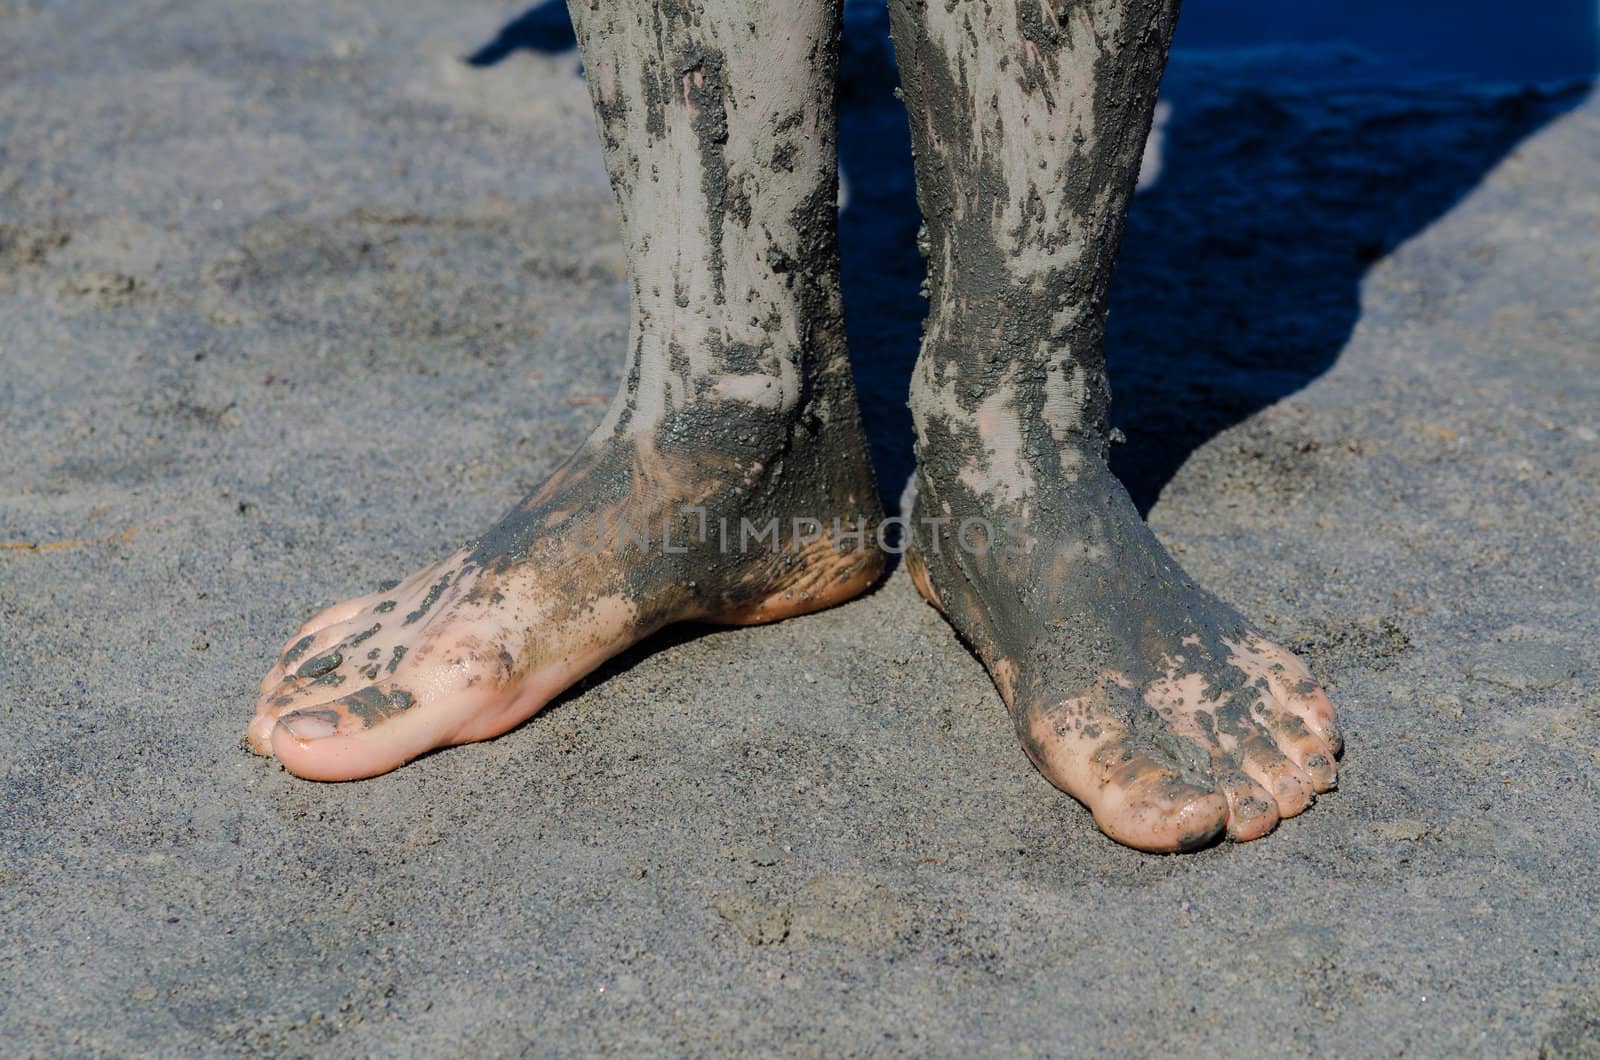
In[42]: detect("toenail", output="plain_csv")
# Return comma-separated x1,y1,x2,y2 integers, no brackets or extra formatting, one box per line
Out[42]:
279,713,337,741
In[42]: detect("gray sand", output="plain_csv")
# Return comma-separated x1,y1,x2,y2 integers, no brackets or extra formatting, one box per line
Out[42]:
3,1,1598,1055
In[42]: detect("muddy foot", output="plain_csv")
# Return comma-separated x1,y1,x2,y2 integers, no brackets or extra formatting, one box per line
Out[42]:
908,449,1342,852
250,416,882,780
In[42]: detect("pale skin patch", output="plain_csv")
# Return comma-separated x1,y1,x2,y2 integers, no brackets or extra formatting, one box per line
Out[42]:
908,358,976,440
957,384,1036,512
1040,360,1091,442
710,368,799,412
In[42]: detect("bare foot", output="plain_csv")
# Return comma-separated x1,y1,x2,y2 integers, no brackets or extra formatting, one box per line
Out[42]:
249,414,883,780
907,449,1342,852
249,0,888,780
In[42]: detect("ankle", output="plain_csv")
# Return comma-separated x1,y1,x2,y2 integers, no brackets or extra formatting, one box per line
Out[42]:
909,349,1113,485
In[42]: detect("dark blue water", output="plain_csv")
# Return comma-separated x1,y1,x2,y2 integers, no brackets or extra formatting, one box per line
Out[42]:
837,0,1600,83
1172,0,1597,82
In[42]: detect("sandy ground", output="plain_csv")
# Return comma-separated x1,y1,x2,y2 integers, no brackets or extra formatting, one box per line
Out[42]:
3,1,1599,1055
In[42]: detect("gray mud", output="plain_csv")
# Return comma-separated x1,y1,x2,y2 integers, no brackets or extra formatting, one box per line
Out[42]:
2,1,1598,1055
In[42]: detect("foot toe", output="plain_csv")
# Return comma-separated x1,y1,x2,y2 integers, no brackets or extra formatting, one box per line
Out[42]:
1213,768,1280,842
1261,708,1339,793
1275,678,1341,756
257,661,288,699
245,708,280,755
1299,749,1338,793
1026,693,1229,852
263,606,397,689
271,682,449,781
294,598,368,640
1295,685,1343,756
1242,638,1342,754
1091,758,1229,852
268,624,350,687
1236,736,1316,818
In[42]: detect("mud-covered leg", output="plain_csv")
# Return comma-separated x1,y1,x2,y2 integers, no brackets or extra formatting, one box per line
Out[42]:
248,0,884,781
888,0,1341,851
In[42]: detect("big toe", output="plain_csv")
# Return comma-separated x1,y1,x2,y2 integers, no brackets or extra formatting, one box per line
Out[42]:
1091,758,1229,852
269,684,459,781
1025,699,1228,852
